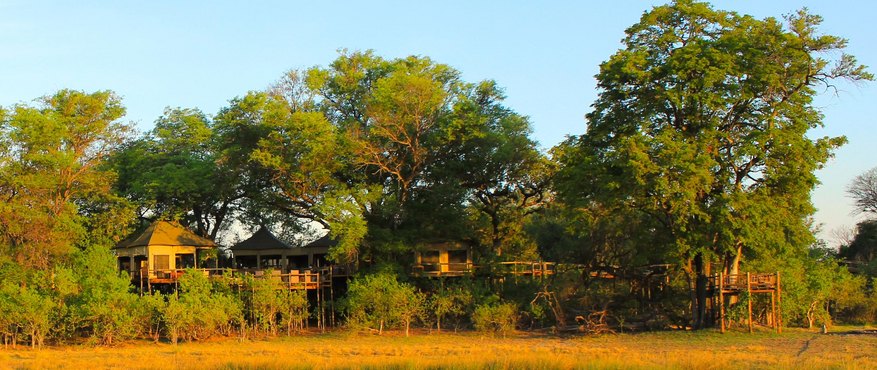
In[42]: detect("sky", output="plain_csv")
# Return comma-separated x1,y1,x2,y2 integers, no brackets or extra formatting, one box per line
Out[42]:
1,0,874,246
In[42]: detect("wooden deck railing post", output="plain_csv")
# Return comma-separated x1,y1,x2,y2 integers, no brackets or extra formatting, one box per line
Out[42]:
771,287,776,330
776,271,782,333
719,273,725,333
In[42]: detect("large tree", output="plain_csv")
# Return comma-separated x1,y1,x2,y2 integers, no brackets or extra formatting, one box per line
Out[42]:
0,90,133,271
111,108,246,240
556,0,871,328
304,51,551,262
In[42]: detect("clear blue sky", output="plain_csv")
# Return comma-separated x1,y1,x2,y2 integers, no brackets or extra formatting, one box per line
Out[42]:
1,0,874,246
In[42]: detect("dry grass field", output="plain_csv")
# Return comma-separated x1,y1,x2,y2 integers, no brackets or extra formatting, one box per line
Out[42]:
1,327,875,370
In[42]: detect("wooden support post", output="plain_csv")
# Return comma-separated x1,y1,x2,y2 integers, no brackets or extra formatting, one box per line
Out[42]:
747,272,752,333
776,271,782,333
770,290,776,329
719,273,725,333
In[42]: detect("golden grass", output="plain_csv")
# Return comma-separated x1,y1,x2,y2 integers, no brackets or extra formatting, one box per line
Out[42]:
1,327,875,370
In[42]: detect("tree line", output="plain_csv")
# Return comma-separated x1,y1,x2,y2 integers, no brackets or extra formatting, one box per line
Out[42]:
1,0,875,347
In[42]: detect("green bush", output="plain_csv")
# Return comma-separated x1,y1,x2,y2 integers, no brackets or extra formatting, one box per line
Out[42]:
472,302,517,336
344,273,424,336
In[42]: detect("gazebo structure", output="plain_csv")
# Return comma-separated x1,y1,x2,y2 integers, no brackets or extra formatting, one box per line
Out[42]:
230,226,295,271
113,221,219,284
298,234,336,269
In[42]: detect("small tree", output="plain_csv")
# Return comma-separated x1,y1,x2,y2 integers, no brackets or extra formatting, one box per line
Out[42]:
344,274,424,335
472,301,517,337
430,285,473,331
245,271,283,334
277,289,309,335
160,295,190,345
71,245,141,345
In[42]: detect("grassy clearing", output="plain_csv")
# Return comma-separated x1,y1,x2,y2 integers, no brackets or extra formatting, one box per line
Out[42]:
1,327,875,369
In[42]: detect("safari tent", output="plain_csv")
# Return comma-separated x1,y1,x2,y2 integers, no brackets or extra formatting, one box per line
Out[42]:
230,226,294,271
412,241,473,277
114,221,218,283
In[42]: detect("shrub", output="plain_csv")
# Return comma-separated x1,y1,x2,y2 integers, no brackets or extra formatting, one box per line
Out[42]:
344,273,424,336
472,302,517,336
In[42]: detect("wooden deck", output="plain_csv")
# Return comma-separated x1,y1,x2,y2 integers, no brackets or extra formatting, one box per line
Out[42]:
693,272,782,334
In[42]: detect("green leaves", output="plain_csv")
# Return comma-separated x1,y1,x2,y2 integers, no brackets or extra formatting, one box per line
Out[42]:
0,90,133,270
558,0,871,274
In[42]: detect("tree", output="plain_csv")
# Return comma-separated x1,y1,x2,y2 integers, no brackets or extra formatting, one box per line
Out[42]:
446,81,553,257
343,273,423,336
70,245,141,345
556,0,872,328
305,51,552,262
839,220,877,278
111,107,245,240
847,167,877,218
0,90,133,271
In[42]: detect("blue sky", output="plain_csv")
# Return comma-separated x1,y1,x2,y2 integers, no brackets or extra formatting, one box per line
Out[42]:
1,0,874,246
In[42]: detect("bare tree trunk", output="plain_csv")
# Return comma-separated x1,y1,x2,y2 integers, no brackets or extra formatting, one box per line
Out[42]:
726,245,743,304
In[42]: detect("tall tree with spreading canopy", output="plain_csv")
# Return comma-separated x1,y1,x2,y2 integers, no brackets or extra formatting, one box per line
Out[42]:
112,107,252,240
556,0,871,328
0,90,133,271
304,50,551,262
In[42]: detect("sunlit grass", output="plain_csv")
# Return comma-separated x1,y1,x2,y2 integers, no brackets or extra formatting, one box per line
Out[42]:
1,327,875,369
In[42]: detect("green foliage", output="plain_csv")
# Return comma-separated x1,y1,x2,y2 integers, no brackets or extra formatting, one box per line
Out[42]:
472,301,517,336
839,220,877,279
160,269,244,344
425,283,473,331
304,50,550,263
277,289,309,335
554,0,871,328
69,245,140,345
111,107,242,239
0,89,133,270
344,273,424,336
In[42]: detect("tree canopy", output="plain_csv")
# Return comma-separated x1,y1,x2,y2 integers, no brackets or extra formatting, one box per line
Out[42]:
555,0,871,327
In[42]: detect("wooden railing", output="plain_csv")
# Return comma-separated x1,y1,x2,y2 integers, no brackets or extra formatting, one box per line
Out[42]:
699,273,779,293
410,261,558,277
130,266,350,290
411,262,474,276
498,261,556,276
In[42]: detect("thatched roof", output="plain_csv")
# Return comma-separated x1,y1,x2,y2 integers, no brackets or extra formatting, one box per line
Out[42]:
114,221,217,249
230,227,293,251
303,234,338,249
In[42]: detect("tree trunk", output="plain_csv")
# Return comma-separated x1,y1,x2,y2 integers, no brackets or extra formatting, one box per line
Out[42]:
694,253,707,330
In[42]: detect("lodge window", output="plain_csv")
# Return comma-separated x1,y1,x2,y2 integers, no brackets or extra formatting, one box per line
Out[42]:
448,250,468,271
154,255,169,270
422,250,440,272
